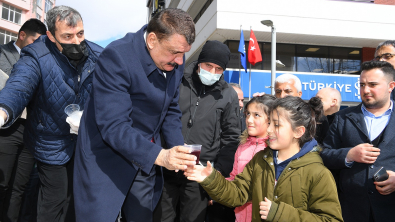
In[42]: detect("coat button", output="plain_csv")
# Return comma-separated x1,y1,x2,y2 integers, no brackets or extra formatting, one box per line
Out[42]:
274,196,278,199
288,168,292,171
264,155,267,158
368,190,374,195
270,162,273,165
370,165,374,169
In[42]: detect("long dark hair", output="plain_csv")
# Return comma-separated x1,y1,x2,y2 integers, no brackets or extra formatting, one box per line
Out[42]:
271,96,323,147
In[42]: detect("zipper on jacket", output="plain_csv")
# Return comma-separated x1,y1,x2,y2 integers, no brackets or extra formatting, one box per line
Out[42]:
184,88,202,143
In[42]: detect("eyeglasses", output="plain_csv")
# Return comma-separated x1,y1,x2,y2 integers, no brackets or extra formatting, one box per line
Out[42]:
373,53,395,61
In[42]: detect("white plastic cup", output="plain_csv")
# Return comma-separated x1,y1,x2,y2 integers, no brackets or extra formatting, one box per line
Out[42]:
184,144,202,165
64,104,80,117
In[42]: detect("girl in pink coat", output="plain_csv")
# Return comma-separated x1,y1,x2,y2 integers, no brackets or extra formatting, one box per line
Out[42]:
226,94,276,222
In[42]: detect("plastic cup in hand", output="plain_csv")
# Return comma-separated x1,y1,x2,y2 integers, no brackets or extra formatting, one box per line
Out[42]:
64,104,81,123
184,144,202,165
65,104,80,116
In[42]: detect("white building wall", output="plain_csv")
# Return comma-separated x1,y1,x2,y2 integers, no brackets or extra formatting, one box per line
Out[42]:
169,0,395,64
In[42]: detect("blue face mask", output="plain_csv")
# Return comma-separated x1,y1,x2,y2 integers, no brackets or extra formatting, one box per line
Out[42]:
198,65,222,86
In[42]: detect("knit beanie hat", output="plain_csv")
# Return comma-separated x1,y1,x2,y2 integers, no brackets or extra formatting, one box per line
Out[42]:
197,40,231,70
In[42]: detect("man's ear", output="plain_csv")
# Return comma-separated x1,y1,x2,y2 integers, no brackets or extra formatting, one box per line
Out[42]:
389,81,395,93
298,91,302,98
294,126,305,139
46,30,55,43
331,98,338,107
146,32,157,50
19,31,26,41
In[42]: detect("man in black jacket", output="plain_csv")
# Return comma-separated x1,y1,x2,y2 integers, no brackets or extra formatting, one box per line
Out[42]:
156,40,240,222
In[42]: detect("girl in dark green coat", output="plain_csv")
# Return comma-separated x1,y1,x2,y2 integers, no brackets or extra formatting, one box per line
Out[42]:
185,96,343,222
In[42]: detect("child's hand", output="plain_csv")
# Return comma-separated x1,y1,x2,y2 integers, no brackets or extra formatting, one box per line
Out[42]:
184,161,213,182
259,197,272,220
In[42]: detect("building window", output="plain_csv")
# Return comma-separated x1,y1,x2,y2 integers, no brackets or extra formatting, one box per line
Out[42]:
36,13,41,20
0,28,18,45
226,40,361,75
2,3,22,25
45,0,53,13
37,0,42,7
193,0,214,24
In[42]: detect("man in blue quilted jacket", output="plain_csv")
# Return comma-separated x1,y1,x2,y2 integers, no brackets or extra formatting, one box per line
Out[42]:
0,6,102,222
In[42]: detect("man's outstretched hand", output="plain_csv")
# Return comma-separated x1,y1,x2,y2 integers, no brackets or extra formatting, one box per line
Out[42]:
155,146,196,171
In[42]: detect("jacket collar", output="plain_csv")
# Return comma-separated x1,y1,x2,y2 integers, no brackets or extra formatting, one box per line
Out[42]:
381,101,395,145
5,41,20,62
346,103,370,139
272,139,318,166
262,144,323,168
246,136,268,146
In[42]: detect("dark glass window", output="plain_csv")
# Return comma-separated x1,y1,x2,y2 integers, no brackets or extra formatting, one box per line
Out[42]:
227,41,241,70
45,0,53,13
263,43,296,71
329,47,361,74
2,6,9,20
225,40,361,75
193,0,213,24
296,45,330,73
0,29,17,45
2,4,22,25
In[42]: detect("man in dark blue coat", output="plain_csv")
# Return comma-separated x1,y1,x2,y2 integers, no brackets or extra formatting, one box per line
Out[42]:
73,9,197,222
321,61,395,222
0,6,103,222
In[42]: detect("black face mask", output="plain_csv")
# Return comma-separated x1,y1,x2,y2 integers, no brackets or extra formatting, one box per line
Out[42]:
60,40,87,60
54,36,86,60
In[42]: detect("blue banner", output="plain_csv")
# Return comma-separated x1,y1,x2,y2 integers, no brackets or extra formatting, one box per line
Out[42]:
238,30,247,73
224,70,361,102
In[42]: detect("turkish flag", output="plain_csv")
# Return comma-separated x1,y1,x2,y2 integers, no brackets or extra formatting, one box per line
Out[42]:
248,30,262,66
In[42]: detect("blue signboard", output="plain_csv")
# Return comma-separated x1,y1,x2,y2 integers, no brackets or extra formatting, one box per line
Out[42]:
224,70,361,102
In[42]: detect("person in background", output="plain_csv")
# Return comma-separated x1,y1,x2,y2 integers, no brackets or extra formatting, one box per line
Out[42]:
156,40,240,222
374,40,395,100
316,87,341,124
226,95,275,222
0,6,103,222
185,96,343,222
274,73,302,98
0,19,46,222
230,83,246,132
321,61,395,222
314,87,342,145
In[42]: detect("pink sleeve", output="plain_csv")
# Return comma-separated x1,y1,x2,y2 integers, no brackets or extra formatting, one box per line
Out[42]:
226,145,241,181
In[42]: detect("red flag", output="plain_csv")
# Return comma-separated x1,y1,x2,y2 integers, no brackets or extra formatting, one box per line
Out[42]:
247,30,262,66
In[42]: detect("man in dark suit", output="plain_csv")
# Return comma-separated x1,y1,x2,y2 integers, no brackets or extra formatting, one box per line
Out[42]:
0,19,46,222
73,9,197,222
0,19,45,75
321,61,395,222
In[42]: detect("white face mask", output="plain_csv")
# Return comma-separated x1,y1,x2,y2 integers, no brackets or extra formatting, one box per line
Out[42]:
198,65,222,86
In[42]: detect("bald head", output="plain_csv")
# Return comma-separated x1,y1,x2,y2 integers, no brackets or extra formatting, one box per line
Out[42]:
316,88,342,116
